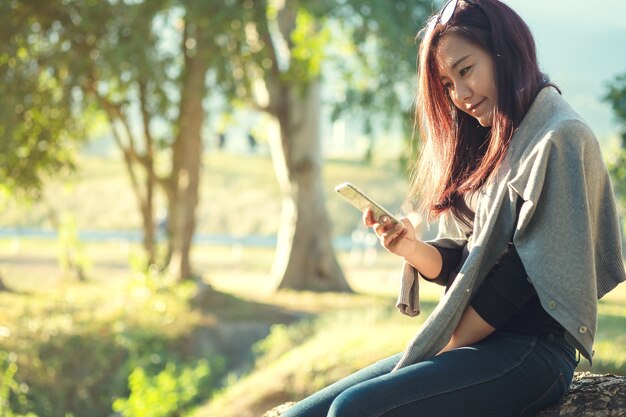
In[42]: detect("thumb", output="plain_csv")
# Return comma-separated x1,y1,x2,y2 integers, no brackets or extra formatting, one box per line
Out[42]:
400,217,414,229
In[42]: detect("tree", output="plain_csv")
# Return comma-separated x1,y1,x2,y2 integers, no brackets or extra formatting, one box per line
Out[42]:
0,0,91,290
537,373,626,416
67,0,213,281
223,0,430,291
4,0,240,281
249,1,351,291
0,1,85,196
4,0,431,290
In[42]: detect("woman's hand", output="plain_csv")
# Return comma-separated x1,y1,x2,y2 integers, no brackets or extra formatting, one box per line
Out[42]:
362,208,418,259
362,208,445,279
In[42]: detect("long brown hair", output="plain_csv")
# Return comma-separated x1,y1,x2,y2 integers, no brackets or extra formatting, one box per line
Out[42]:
408,0,554,224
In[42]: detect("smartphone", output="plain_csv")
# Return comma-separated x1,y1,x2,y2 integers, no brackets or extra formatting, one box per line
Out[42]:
335,182,401,225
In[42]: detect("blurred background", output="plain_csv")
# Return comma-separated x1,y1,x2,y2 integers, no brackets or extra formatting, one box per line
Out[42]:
1,1,625,416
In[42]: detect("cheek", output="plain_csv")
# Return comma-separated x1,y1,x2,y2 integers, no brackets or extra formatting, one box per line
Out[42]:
448,92,464,110
486,66,497,97
471,64,492,94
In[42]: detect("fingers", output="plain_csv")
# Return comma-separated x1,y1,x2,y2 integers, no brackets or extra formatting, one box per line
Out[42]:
375,216,405,239
381,222,408,246
362,208,375,227
400,217,413,228
373,216,390,235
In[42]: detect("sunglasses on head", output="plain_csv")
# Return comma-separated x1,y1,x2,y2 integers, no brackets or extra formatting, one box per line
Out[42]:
437,0,482,26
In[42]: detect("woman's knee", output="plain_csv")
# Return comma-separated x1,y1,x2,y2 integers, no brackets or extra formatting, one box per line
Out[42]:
327,386,372,417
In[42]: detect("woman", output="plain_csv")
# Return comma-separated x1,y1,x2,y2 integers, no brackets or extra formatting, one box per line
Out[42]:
280,1,626,416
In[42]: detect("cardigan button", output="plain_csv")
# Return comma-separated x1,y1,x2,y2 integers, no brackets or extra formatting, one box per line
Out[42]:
579,326,588,334
548,300,557,310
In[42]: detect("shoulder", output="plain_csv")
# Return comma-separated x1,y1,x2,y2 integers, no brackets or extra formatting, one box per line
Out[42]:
540,118,598,163
548,112,596,144
515,92,600,164
505,96,604,200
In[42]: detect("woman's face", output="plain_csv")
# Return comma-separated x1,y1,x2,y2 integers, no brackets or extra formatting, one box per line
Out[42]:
435,34,496,127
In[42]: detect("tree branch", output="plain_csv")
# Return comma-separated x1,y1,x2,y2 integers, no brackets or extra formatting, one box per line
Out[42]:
138,80,157,174
103,108,145,208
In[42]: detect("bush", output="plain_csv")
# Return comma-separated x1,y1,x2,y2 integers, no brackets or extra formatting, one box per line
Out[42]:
0,352,38,417
0,277,226,417
113,359,220,417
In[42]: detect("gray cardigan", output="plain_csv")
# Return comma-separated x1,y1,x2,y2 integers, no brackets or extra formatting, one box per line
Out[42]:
395,87,626,370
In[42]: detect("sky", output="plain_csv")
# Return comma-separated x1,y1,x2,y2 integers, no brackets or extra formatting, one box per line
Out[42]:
502,0,626,143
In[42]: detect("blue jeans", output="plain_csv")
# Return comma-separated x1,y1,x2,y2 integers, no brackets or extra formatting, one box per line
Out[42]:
281,332,577,417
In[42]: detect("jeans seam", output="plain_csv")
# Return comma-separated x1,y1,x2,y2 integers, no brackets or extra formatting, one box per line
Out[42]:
374,336,539,417
518,372,564,417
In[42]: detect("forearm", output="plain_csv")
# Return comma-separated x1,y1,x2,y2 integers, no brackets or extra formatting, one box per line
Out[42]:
438,306,495,354
402,241,444,280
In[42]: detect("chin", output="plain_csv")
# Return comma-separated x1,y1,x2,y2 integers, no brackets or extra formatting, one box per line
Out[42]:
477,112,494,127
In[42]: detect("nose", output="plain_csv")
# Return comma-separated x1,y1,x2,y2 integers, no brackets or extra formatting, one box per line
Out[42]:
454,81,472,103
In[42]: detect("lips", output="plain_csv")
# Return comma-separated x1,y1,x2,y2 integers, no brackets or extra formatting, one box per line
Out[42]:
468,98,486,112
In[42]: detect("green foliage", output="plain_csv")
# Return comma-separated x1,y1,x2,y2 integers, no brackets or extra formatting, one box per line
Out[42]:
0,1,83,195
604,73,626,136
26,330,130,417
56,212,92,281
216,0,430,158
607,148,626,209
604,72,626,221
0,352,38,417
0,273,226,417
285,9,331,83
112,360,217,417
252,319,318,367
22,327,221,417
324,0,430,137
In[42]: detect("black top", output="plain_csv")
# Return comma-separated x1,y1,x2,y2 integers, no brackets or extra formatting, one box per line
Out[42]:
426,243,565,338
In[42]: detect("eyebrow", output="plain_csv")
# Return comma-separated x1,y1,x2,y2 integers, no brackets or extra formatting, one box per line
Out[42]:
439,54,471,81
451,54,471,70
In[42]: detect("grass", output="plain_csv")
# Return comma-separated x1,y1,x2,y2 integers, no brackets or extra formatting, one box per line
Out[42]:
1,236,625,417
0,151,409,238
195,268,626,417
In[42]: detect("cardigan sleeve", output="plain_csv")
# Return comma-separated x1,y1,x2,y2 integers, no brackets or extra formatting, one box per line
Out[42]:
397,211,470,317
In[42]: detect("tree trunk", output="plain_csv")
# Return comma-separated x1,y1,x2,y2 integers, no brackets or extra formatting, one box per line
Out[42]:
537,372,626,417
263,373,626,417
138,81,157,266
0,272,8,292
139,190,156,266
98,94,158,268
269,79,351,292
168,16,208,282
115,134,157,268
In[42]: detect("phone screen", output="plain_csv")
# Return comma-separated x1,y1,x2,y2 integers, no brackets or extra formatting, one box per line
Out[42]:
335,182,400,224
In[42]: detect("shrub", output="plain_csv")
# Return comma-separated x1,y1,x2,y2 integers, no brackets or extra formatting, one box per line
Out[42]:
112,359,220,417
